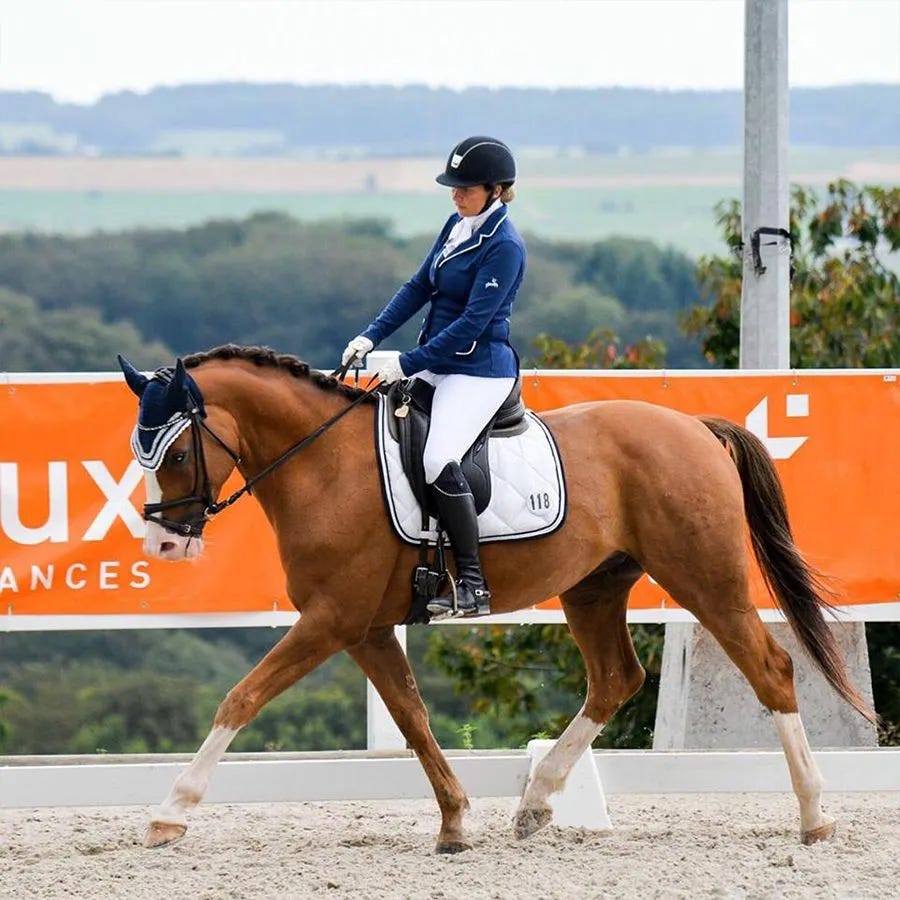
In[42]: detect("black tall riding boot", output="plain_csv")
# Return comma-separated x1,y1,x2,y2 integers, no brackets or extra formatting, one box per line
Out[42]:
426,461,492,619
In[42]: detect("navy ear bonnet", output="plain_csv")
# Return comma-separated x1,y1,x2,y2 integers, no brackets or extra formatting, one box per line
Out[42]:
118,356,206,471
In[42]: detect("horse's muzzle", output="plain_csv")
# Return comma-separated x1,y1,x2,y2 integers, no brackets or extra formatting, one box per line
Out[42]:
143,519,204,560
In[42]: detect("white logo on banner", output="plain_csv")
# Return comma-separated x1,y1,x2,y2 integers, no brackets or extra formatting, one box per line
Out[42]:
745,395,809,460
0,460,145,544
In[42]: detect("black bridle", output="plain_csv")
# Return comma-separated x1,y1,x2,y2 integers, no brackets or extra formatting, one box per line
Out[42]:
143,363,379,537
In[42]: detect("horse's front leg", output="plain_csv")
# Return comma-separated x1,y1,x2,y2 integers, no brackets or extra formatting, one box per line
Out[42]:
347,627,472,854
145,609,351,848
515,583,644,839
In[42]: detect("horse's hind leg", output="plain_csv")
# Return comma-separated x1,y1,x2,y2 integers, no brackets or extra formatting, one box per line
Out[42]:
145,610,352,848
772,706,835,844
707,609,834,843
653,559,835,844
346,627,472,854
514,562,645,839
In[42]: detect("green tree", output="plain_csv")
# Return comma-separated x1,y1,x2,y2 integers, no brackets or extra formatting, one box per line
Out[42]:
515,286,626,347
0,215,705,372
0,287,171,371
229,684,367,752
516,234,704,368
528,327,666,370
0,628,371,754
683,181,900,367
570,236,700,313
72,673,203,753
425,623,663,750
0,687,22,751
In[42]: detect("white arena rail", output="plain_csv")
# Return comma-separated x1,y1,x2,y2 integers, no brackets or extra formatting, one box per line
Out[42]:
2,748,900,809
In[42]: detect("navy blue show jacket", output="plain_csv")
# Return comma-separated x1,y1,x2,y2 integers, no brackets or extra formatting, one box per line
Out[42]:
361,205,526,377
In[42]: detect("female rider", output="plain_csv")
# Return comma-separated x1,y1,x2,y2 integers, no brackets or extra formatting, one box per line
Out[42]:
341,136,526,619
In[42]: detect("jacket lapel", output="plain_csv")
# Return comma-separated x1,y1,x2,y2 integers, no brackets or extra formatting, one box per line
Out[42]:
437,207,508,268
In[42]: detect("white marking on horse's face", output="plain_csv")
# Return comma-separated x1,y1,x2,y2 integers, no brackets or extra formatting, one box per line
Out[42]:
142,471,204,560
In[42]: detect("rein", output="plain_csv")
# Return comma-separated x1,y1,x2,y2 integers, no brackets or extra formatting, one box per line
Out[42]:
144,361,380,536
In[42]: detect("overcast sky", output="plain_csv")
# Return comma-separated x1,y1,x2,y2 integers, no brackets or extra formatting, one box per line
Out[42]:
2,0,898,104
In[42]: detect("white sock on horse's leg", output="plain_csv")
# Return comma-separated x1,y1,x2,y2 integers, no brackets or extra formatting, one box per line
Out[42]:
153,726,239,826
773,711,835,840
518,711,603,810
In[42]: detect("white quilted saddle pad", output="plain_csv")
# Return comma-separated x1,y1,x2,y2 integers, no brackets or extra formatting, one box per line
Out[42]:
374,395,567,546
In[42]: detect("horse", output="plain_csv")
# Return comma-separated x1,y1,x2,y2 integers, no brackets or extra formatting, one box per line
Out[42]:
118,344,875,852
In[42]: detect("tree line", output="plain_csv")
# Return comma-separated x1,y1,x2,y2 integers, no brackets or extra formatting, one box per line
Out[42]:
2,83,899,155
0,213,704,372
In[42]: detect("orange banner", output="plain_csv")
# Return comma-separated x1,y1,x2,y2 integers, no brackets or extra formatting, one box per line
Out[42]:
523,371,900,617
1,371,897,624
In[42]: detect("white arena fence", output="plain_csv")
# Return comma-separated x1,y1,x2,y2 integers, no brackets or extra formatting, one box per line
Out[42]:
3,748,900,810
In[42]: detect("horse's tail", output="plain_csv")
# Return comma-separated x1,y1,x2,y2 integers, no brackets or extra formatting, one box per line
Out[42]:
700,416,877,725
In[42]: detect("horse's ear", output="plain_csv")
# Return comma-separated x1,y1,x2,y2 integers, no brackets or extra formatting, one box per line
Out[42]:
117,354,149,397
174,357,187,392
173,357,202,413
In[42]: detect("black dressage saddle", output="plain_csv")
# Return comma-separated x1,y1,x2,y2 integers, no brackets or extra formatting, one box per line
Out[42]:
385,375,528,518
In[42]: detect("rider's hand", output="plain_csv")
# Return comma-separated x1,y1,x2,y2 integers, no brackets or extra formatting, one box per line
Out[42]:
376,357,406,385
341,335,374,367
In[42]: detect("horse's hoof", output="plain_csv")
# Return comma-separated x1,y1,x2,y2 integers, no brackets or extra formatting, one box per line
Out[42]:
435,839,473,854
513,805,552,839
144,821,187,848
801,817,836,845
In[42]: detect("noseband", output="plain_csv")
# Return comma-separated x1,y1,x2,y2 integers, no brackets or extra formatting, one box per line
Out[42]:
144,365,379,537
142,407,243,537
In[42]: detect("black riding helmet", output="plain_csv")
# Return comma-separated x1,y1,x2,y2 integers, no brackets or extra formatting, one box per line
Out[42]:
435,136,516,188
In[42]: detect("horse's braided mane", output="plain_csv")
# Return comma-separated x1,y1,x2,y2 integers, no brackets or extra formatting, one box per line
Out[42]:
181,344,377,404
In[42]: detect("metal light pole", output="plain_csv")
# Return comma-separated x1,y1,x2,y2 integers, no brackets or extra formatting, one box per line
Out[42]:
740,0,791,368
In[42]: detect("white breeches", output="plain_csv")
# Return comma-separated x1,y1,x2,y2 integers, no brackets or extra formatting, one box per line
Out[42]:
414,371,516,484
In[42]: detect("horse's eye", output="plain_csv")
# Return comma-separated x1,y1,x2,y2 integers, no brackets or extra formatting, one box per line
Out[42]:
171,450,188,465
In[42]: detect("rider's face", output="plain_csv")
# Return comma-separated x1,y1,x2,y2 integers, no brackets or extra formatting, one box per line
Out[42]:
450,184,496,218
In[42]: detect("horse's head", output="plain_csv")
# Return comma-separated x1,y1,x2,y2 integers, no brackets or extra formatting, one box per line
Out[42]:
119,355,241,560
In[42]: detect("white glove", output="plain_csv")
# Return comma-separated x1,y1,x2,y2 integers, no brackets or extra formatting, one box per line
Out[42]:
376,357,406,385
341,335,374,367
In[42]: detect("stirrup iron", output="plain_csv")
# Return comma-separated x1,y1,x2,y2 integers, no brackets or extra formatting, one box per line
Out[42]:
427,582,491,620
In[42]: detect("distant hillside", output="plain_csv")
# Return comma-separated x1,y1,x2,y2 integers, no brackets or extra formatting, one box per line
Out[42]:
1,83,898,156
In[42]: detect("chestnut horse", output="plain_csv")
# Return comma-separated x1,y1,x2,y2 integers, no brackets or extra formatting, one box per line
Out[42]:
119,345,874,852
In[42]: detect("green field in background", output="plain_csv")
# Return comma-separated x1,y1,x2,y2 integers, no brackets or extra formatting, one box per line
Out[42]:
1,148,896,259
0,184,735,257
